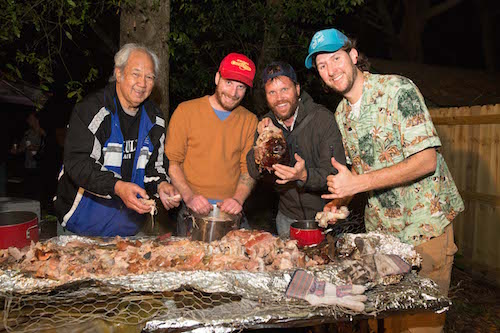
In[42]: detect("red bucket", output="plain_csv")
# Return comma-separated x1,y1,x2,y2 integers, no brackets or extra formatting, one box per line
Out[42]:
0,211,39,249
290,220,324,247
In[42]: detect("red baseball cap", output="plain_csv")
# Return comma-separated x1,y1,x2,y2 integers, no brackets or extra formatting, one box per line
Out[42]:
218,53,256,87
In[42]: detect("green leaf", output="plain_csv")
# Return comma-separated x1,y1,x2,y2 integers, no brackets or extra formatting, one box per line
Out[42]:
65,31,73,40
40,84,49,91
67,91,77,98
67,0,76,7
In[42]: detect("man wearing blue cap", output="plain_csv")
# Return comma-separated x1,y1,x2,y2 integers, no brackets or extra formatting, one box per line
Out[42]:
306,28,464,332
246,61,345,237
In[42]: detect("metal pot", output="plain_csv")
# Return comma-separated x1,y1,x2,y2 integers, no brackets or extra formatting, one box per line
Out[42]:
290,220,324,247
0,211,39,249
190,204,241,242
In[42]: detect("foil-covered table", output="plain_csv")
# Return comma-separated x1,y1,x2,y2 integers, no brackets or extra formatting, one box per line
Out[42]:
0,235,450,333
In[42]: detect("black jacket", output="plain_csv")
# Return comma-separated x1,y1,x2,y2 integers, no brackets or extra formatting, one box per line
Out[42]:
55,82,170,229
246,91,346,220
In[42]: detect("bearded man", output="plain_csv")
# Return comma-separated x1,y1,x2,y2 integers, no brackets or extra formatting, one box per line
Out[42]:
165,53,258,236
246,61,345,237
307,28,464,332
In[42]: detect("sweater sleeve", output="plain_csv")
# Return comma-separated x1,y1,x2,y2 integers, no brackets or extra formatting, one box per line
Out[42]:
246,130,261,180
63,103,119,196
164,103,189,163
240,113,258,175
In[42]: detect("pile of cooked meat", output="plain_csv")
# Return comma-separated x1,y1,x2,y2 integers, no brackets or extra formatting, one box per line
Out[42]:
0,230,327,282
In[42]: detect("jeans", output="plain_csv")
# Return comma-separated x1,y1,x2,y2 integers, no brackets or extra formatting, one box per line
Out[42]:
275,210,296,238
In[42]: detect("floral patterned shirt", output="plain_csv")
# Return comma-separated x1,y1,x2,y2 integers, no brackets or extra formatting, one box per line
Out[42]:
335,72,464,246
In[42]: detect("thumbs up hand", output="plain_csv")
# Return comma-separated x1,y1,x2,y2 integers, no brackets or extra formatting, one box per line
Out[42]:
273,153,307,185
321,157,361,199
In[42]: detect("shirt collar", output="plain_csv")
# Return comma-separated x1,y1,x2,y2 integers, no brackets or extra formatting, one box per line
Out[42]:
277,104,300,131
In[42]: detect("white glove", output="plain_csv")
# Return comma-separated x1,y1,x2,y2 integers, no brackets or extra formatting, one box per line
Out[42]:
286,270,367,312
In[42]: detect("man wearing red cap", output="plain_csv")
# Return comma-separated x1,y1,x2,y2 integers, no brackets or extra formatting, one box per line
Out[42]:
165,53,258,235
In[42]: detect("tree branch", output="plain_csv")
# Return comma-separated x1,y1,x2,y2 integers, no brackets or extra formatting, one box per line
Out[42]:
90,22,118,57
425,0,463,20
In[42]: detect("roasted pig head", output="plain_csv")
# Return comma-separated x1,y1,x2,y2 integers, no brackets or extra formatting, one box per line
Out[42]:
254,122,289,172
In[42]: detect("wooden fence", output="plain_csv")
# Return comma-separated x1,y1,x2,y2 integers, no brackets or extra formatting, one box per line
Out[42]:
430,104,500,284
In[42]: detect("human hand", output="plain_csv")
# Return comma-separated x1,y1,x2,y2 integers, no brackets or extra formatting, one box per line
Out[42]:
321,157,360,199
114,180,152,214
158,181,182,210
273,153,307,184
323,198,343,212
185,194,212,215
257,117,272,135
315,206,350,227
217,198,242,215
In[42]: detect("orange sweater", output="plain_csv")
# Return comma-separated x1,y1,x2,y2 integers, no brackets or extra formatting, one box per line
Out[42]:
165,96,258,200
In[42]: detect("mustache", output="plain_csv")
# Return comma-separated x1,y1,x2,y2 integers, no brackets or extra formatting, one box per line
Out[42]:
221,93,240,101
273,100,290,107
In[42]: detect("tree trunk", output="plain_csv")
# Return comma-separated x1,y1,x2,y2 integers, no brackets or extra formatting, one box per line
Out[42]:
476,0,498,72
396,0,426,62
120,1,171,119
252,0,284,116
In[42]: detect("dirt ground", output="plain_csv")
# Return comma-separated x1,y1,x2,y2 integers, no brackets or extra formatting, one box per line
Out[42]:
445,267,500,332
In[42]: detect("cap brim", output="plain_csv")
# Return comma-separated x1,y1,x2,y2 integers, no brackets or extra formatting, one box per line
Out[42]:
220,71,253,87
304,43,345,69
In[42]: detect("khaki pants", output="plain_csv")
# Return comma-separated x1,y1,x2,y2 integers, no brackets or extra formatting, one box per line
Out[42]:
383,224,457,333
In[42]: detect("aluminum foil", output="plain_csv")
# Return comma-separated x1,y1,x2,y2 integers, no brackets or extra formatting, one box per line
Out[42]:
142,273,450,332
0,234,450,332
336,232,422,266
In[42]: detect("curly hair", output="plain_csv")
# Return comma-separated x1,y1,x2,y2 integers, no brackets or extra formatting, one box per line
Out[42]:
340,38,370,72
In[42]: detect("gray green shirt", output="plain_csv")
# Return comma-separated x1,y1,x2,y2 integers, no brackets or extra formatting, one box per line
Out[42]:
335,72,464,246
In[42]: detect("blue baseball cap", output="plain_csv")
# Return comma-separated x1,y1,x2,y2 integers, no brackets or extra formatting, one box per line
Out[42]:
305,28,348,69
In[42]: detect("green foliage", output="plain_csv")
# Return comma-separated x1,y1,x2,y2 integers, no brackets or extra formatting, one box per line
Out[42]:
168,0,364,109
0,0,364,110
0,0,118,106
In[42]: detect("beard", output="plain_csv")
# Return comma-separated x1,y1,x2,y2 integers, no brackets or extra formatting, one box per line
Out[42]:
270,96,300,122
325,62,358,96
214,85,242,111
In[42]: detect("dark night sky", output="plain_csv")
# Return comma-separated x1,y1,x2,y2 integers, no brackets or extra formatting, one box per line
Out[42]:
343,0,499,71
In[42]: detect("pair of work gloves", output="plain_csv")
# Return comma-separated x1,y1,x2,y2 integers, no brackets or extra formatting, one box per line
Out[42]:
285,238,412,312
286,270,367,312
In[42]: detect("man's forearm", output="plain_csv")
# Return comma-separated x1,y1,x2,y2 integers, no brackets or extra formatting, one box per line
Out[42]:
168,162,194,201
358,148,437,193
232,173,256,205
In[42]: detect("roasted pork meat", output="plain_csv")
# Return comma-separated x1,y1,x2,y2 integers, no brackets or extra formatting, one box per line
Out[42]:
0,230,327,282
315,206,350,228
254,122,289,172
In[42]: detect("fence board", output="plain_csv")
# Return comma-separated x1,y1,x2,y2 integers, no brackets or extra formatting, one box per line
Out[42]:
430,104,500,284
